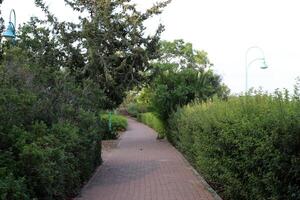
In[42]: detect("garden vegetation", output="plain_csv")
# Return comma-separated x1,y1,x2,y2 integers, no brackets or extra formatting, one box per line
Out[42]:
123,39,300,199
169,89,300,199
0,0,170,199
138,112,166,139
100,113,128,140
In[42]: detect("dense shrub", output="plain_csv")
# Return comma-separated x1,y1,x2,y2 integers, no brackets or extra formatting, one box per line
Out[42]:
169,92,300,200
0,48,103,199
138,112,166,139
0,111,102,199
0,172,29,200
151,68,223,121
100,114,128,140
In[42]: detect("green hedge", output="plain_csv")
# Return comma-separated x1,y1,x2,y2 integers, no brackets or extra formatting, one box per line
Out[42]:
0,61,103,199
0,110,102,199
138,112,166,139
169,94,300,200
100,114,128,140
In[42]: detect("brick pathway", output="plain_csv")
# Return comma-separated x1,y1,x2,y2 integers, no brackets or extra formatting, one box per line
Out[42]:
76,118,220,200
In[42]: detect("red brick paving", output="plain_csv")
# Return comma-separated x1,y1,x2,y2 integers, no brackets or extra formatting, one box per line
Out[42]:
76,118,220,200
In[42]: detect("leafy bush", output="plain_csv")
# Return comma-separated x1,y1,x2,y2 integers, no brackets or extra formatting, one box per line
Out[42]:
100,113,128,140
138,112,166,139
149,40,227,122
151,68,223,121
169,91,300,200
0,48,103,199
0,111,102,199
0,171,29,200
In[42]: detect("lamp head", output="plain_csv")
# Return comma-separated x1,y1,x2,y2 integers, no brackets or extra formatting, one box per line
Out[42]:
3,22,16,39
260,59,268,69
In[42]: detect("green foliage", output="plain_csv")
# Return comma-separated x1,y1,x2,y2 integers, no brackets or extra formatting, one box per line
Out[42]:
127,103,140,117
100,114,128,140
0,46,103,199
0,107,102,199
127,103,149,117
122,88,152,117
1,0,171,198
59,0,171,109
136,87,154,109
0,171,29,200
169,90,300,200
138,112,166,139
150,40,224,121
157,39,211,69
0,0,172,197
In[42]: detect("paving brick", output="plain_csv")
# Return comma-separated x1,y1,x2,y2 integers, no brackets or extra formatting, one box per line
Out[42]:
76,118,219,200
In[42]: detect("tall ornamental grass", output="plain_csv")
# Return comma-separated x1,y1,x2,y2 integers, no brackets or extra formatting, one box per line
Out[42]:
169,91,300,200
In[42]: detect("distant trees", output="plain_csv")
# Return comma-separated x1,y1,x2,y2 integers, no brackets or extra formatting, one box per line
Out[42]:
149,40,228,120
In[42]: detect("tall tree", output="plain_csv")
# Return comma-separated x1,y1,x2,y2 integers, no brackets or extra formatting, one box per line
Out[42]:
20,0,171,109
63,0,171,108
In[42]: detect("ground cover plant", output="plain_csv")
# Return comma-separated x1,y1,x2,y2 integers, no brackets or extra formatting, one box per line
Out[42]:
169,88,300,200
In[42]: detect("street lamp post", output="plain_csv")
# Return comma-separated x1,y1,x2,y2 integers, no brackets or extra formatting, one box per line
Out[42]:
3,9,17,43
245,46,268,94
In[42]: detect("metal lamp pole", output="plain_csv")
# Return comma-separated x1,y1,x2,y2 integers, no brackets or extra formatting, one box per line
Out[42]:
245,46,268,94
3,9,17,43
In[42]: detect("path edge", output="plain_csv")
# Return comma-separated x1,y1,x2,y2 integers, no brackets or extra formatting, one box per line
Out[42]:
132,116,223,200
135,114,224,200
174,145,223,200
75,135,123,199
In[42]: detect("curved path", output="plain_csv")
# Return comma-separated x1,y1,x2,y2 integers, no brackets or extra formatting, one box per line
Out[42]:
76,118,220,200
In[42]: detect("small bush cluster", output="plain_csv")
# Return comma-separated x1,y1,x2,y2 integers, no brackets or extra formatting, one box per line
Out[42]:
138,112,166,139
169,92,300,200
100,114,128,140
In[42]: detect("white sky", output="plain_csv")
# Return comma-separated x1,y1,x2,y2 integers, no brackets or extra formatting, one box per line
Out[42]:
2,0,300,94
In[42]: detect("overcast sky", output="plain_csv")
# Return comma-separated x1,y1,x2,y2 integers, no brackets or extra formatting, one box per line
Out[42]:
2,0,300,94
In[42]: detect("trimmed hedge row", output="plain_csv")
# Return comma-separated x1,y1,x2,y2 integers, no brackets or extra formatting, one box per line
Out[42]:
100,114,128,140
138,112,166,139
169,94,300,200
